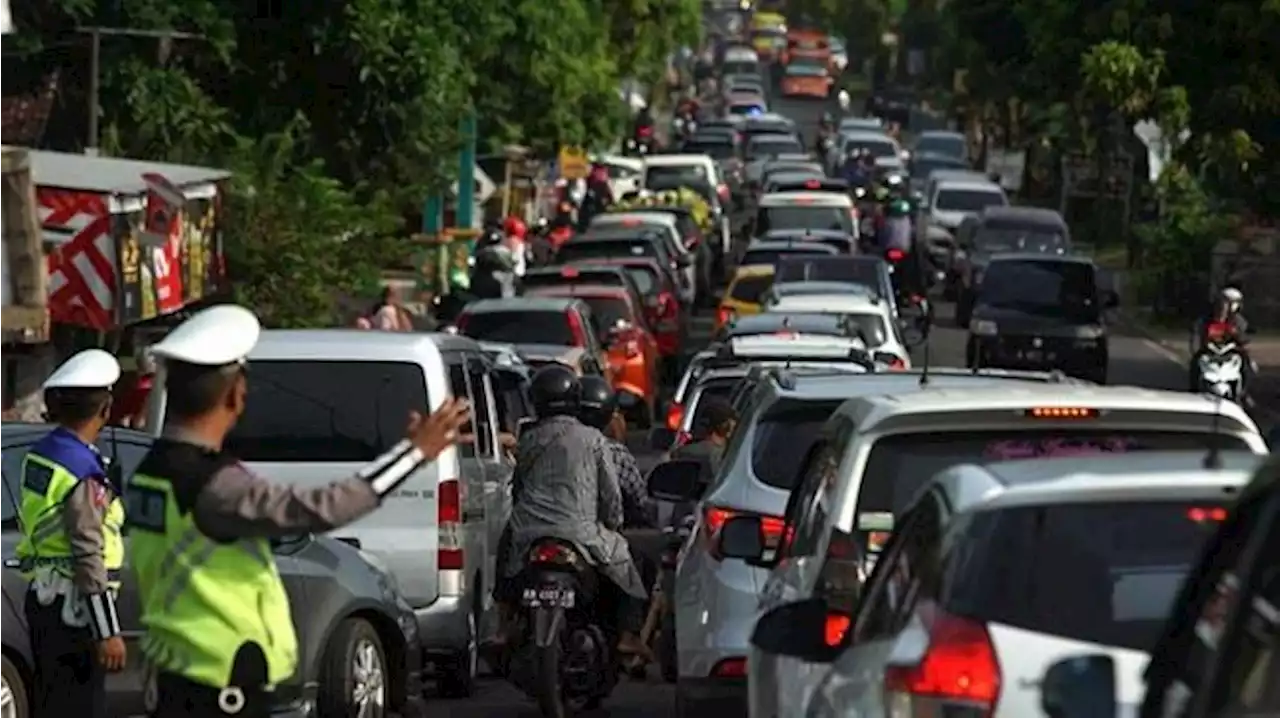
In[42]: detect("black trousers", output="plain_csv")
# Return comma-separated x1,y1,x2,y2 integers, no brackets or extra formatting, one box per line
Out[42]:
150,672,270,718
25,593,105,718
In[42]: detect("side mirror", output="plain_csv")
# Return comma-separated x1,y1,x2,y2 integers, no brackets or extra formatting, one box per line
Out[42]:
646,458,703,501
648,426,677,452
719,515,765,561
749,597,847,663
1040,655,1117,718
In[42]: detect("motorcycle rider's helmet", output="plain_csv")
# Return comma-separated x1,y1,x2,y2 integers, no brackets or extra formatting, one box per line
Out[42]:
1220,286,1244,315
837,89,851,111
502,216,527,241
530,364,581,418
577,375,617,430
886,198,912,217
821,112,834,127
885,173,906,194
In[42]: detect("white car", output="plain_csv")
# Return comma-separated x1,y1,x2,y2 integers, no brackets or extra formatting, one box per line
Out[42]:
642,153,733,257
753,191,856,238
766,293,911,367
592,154,643,199
921,177,1008,236
826,130,901,176
744,384,1267,718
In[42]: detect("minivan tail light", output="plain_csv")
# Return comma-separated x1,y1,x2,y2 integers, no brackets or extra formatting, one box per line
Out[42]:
883,606,1001,714
825,611,852,646
711,657,746,677
566,310,588,347
665,403,684,430
438,478,464,571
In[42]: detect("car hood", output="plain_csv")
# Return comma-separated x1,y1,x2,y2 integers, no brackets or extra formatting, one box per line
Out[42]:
972,305,1100,335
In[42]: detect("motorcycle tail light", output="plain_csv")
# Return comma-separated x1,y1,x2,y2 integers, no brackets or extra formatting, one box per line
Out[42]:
529,541,578,566
638,126,654,137
886,248,905,262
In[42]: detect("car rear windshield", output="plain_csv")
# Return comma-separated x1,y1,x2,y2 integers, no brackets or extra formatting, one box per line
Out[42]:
749,139,804,158
616,265,658,295
557,241,658,264
683,141,736,159
462,310,574,345
730,273,775,302
777,258,880,289
646,165,709,188
758,207,853,235
525,271,622,292
945,500,1231,651
226,360,429,461
577,295,632,328
730,103,765,116
751,399,844,488
975,227,1067,254
741,248,833,268
854,430,1252,519
914,135,966,159
978,260,1098,322
844,139,897,159
935,188,1005,212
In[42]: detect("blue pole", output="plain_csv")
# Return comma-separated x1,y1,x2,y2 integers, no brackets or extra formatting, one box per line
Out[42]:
457,111,478,229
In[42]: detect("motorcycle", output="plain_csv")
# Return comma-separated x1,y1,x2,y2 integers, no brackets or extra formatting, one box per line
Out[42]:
626,126,657,156
672,115,698,143
1194,322,1247,402
508,538,620,717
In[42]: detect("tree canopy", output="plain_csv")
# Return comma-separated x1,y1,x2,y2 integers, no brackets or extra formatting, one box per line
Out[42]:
8,0,700,326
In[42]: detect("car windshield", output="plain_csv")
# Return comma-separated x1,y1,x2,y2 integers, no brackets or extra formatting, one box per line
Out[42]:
646,165,708,187
741,247,833,268
758,206,853,234
776,258,881,292
730,273,776,302
723,61,758,76
462,310,574,345
843,313,889,346
557,240,658,263
618,265,658,295
730,103,766,116
647,177,716,203
748,138,804,159
947,500,1230,651
226,360,430,461
850,429,1251,526
978,260,1099,321
682,141,735,159
935,188,1006,212
525,271,622,292
914,135,966,159
751,399,845,488
909,156,968,179
975,227,1067,254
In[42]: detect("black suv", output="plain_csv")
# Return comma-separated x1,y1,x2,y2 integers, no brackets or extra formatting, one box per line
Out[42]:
964,253,1117,383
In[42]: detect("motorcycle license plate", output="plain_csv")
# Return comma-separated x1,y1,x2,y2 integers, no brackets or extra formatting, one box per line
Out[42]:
522,586,576,608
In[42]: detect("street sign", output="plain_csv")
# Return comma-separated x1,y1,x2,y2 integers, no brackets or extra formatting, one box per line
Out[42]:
558,146,591,180
449,163,496,204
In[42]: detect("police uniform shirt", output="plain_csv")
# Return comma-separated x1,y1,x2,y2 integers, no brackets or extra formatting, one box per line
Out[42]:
26,427,120,631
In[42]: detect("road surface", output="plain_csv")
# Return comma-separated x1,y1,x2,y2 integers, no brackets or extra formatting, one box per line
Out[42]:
428,88,1219,718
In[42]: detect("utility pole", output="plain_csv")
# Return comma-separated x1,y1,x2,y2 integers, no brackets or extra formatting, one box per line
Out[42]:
77,26,205,156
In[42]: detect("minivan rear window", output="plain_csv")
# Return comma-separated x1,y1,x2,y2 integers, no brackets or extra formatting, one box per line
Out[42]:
854,430,1251,519
557,241,658,264
751,399,844,488
946,500,1230,651
461,310,574,346
730,273,775,303
227,360,429,461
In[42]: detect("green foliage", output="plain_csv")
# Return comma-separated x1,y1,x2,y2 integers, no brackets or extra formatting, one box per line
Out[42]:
1079,42,1163,118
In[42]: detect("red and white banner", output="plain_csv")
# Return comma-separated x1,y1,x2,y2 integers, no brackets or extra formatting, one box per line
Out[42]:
38,187,116,329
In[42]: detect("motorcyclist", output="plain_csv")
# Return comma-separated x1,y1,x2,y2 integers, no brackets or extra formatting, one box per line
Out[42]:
502,215,529,277
881,196,926,300
579,165,615,231
842,148,874,187
837,89,851,115
578,376,654,528
470,228,518,299
498,366,652,658
1191,286,1255,394
815,112,836,155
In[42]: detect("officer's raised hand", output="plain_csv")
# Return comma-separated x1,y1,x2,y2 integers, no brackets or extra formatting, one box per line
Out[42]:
97,634,126,672
405,397,471,461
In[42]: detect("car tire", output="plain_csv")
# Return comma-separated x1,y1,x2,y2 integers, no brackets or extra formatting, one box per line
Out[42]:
437,602,479,698
2,655,29,718
318,618,387,718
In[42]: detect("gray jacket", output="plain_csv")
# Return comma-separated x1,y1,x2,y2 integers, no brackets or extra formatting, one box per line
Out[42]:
503,416,646,598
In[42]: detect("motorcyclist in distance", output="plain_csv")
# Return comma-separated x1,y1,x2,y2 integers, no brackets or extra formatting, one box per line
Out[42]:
837,89,851,115
578,376,654,529
815,112,836,155
499,366,653,659
842,147,873,187
1191,286,1255,394
502,215,529,277
579,164,615,231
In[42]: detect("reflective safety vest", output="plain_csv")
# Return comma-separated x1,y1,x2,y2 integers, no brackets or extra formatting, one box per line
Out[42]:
127,472,297,688
15,452,123,588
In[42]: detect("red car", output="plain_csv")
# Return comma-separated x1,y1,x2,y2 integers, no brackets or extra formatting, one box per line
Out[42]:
565,256,685,363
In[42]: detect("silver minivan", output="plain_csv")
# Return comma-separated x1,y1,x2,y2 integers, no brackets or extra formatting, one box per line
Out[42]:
146,330,512,697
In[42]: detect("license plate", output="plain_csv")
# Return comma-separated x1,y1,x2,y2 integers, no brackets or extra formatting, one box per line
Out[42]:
522,586,575,608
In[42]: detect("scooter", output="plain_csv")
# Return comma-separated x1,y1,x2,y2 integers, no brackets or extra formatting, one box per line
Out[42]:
1193,323,1248,403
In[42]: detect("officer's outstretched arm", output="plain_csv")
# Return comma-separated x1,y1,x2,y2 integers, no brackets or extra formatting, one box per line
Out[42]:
192,439,429,540
64,480,121,640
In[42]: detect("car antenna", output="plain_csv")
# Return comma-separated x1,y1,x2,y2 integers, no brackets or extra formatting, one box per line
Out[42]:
1203,393,1224,470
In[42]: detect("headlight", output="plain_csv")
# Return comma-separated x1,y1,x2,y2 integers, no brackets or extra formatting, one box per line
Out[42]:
970,319,998,336
1075,325,1104,339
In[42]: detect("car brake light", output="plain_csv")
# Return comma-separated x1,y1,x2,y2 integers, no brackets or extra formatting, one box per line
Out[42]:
622,218,642,226
805,179,821,189
665,403,684,430
1025,407,1099,419
438,478,464,570
717,183,730,200
715,306,734,327
704,505,786,555
560,266,580,278
886,248,905,262
884,605,1001,711
566,310,588,346
825,612,852,646
887,356,906,369
711,657,747,677
658,291,678,320
1188,506,1229,523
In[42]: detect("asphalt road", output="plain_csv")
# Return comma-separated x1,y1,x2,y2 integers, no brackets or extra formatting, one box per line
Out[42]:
427,90,1211,718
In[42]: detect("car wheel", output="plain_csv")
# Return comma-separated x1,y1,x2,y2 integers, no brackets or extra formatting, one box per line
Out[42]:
2,655,28,718
437,604,479,698
318,618,387,718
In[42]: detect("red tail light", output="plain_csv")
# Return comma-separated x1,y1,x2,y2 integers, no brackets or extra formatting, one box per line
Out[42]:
638,126,654,137
804,179,821,189
566,310,588,346
825,612,852,646
886,248,905,262
438,478,464,570
887,357,906,370
704,505,786,556
665,403,684,430
717,183,731,200
884,605,1001,713
715,306,734,327
658,291,678,319
529,541,576,565
711,657,747,677
1188,506,1229,523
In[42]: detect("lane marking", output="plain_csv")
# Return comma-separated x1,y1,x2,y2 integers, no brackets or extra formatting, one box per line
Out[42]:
1141,337,1186,366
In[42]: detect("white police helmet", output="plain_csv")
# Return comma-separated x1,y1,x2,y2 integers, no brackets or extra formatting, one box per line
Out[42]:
149,305,261,367
43,349,121,390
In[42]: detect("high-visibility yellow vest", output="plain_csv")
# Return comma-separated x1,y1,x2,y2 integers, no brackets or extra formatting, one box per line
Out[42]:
126,471,297,688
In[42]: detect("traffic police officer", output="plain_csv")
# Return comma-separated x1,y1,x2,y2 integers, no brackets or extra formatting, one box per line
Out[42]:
16,348,127,718
126,305,471,718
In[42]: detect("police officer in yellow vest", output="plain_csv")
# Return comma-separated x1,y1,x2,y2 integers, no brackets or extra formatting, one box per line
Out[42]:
127,305,472,718
16,348,128,718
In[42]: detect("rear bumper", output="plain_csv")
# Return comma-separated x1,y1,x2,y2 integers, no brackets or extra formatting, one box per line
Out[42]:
415,591,470,656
